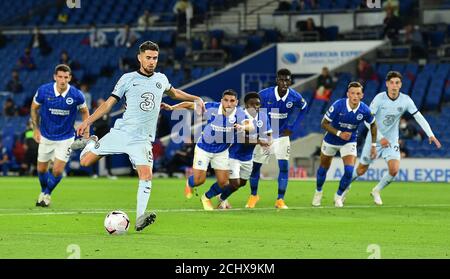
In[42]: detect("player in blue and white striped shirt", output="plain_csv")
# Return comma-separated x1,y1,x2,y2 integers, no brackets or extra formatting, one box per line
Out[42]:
351,71,441,205
73,41,205,231
30,64,90,207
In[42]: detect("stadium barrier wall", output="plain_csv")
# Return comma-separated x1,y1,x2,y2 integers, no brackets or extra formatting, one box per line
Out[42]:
327,158,450,182
277,41,385,75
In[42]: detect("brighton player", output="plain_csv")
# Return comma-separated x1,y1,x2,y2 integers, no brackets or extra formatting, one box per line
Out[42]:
73,41,205,231
312,81,377,208
161,89,253,210
216,92,272,209
350,71,441,205
247,68,307,209
31,64,90,207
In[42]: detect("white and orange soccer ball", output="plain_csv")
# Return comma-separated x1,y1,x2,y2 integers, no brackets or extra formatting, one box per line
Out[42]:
104,210,130,235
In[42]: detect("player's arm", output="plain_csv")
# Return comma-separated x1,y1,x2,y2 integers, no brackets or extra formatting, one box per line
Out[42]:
78,106,90,138
321,118,351,141
30,102,41,143
412,111,442,148
235,119,254,133
364,120,389,147
166,87,205,113
369,121,378,159
160,101,195,111
76,96,117,137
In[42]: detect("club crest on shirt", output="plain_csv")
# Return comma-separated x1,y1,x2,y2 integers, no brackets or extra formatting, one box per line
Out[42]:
66,97,74,105
256,120,264,128
397,107,403,112
156,82,162,89
286,101,293,108
356,113,363,120
228,117,236,124
95,142,100,149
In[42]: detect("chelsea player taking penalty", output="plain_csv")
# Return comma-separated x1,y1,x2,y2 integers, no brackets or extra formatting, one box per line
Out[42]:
73,41,205,231
312,81,377,208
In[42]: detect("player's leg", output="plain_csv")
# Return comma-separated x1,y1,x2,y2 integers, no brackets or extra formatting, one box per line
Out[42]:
218,158,251,209
351,138,376,183
35,139,56,207
371,158,399,205
248,144,270,207
334,143,357,208
41,137,76,206
127,141,157,231
202,150,230,210
134,164,156,231
312,141,337,206
274,137,290,209
185,146,210,199
36,160,50,206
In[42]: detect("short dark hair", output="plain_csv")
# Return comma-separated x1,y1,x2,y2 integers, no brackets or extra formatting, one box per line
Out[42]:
222,89,237,98
244,92,260,104
277,68,292,78
386,71,402,81
347,81,363,90
54,64,71,74
139,41,159,53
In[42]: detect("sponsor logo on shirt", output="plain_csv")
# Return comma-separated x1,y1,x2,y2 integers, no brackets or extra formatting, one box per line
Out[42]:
48,108,70,116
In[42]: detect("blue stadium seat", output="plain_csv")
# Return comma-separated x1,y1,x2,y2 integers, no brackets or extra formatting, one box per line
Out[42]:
324,26,339,41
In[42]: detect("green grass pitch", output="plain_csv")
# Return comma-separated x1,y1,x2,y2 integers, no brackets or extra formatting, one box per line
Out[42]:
0,177,449,259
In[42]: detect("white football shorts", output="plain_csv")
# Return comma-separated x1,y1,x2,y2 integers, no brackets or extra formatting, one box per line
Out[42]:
253,136,290,164
321,140,357,157
38,136,74,163
90,128,153,167
229,158,253,180
192,145,229,171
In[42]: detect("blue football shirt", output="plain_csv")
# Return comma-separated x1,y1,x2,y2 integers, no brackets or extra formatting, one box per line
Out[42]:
229,110,272,161
196,102,248,154
33,82,86,141
323,98,374,146
258,86,307,139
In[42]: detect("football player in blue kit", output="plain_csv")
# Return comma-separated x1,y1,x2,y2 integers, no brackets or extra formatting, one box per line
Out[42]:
247,69,308,209
312,81,378,208
31,64,90,207
161,89,254,210
210,92,272,209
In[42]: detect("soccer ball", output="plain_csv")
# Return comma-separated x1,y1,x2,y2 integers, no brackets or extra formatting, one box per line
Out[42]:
104,210,130,235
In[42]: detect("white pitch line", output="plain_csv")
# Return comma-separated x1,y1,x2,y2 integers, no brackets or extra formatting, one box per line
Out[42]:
1,204,450,216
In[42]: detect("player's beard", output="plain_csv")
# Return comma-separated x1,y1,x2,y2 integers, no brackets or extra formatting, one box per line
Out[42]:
143,66,154,75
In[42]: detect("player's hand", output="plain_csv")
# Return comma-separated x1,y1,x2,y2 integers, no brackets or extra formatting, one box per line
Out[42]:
281,129,292,137
429,136,442,148
234,124,245,132
380,137,390,148
76,121,89,137
33,129,41,144
258,138,271,147
340,131,352,141
194,98,206,115
160,102,173,111
370,146,377,159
